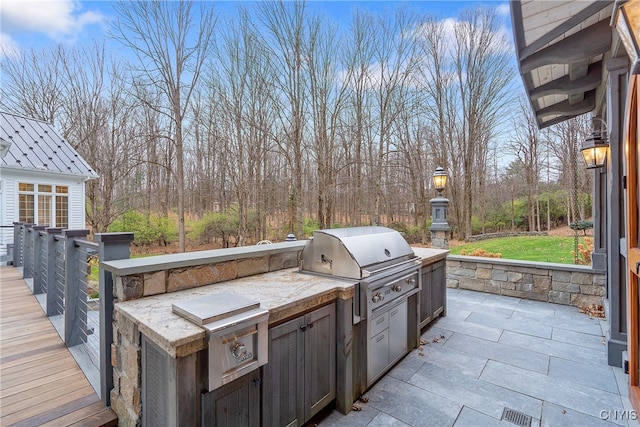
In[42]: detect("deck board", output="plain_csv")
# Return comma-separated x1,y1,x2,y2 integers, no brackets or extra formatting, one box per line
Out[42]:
0,267,117,427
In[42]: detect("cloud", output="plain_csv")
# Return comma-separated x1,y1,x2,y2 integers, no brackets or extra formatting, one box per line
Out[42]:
0,33,20,58
1,0,104,40
496,3,511,18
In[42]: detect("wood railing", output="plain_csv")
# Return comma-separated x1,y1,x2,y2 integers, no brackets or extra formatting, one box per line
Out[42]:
10,222,134,407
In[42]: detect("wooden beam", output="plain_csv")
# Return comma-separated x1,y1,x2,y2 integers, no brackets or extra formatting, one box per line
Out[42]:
520,20,612,73
518,1,613,61
537,91,595,119
530,63,602,100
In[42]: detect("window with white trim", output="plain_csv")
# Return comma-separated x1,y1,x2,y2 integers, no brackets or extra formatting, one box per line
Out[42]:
18,183,69,228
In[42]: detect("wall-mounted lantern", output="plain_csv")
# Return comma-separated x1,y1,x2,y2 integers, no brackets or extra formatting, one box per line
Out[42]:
613,0,640,74
581,130,609,169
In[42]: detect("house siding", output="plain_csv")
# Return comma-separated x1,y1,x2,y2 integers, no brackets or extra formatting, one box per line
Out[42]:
69,181,86,229
0,177,16,257
1,169,89,260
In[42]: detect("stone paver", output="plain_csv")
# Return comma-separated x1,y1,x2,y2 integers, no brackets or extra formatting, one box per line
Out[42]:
317,288,639,427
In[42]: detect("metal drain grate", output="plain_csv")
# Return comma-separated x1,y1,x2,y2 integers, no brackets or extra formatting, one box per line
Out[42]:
501,407,532,427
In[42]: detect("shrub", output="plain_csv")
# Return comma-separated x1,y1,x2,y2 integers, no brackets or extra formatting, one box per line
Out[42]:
570,220,594,235
572,237,593,265
108,210,178,246
459,248,502,258
303,218,320,237
189,211,239,248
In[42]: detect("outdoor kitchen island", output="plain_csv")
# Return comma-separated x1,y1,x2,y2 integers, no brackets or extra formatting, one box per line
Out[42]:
101,236,447,427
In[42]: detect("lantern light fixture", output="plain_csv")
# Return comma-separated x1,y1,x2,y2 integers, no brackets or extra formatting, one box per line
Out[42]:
580,118,609,169
432,166,447,196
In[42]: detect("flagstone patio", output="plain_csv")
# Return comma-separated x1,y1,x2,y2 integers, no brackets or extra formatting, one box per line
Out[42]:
318,288,640,427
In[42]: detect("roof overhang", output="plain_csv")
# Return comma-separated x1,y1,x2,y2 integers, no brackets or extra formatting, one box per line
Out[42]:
0,164,99,181
511,1,615,129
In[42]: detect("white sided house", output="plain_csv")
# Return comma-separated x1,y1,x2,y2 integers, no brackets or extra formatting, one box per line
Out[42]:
0,111,98,261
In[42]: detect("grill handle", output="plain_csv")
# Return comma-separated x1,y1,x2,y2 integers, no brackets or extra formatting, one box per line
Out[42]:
361,257,420,278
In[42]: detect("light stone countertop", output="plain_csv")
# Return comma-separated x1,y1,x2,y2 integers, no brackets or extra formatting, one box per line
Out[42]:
114,248,449,358
114,268,357,357
412,247,449,264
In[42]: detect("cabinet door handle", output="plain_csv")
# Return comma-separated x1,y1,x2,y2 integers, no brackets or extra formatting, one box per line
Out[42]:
308,322,314,329
300,324,307,331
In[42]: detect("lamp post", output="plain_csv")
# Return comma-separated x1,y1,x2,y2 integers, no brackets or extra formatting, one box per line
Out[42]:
429,167,450,249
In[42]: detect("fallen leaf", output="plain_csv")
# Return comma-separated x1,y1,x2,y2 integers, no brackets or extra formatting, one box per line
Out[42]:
352,404,362,411
561,410,566,414
420,339,427,345
360,396,369,403
440,334,445,339
418,352,424,357
433,338,440,343
578,304,605,318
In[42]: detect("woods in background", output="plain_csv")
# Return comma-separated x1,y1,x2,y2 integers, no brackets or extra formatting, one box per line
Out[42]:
0,1,593,249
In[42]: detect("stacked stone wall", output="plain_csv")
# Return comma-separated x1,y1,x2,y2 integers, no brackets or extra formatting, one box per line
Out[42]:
447,255,605,307
113,250,301,302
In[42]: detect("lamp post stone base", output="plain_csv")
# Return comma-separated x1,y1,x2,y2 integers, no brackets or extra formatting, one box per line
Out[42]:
429,195,450,249
430,229,449,249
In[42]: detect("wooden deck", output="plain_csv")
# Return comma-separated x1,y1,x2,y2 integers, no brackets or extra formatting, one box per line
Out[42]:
0,267,117,427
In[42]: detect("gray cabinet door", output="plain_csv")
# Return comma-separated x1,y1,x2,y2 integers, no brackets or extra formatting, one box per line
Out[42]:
263,304,336,426
304,304,336,421
419,260,446,329
263,315,305,427
431,260,446,317
201,372,261,427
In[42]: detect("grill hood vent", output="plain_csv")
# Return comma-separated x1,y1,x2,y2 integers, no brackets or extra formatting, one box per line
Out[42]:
300,226,415,279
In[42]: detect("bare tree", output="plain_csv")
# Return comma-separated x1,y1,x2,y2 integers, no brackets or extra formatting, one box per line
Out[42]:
1,46,65,125
306,14,348,229
341,9,378,226
256,0,308,238
369,7,421,226
509,96,543,231
452,7,514,240
548,116,592,225
416,15,461,236
111,0,216,252
60,43,141,232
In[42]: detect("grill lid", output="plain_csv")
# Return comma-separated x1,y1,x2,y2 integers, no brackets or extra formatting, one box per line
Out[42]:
300,226,415,279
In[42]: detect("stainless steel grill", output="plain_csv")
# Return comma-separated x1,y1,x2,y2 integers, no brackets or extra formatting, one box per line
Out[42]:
300,226,421,387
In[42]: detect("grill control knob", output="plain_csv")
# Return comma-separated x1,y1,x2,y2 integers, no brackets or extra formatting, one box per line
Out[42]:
392,284,402,293
231,342,248,361
406,277,416,286
371,292,384,303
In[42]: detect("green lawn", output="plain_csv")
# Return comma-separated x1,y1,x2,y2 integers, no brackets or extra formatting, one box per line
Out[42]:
448,235,589,264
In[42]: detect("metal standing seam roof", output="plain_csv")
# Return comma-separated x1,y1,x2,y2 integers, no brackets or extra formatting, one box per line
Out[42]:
510,0,615,129
0,111,98,179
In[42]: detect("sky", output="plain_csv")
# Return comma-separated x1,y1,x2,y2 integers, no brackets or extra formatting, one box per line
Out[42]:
0,0,513,57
